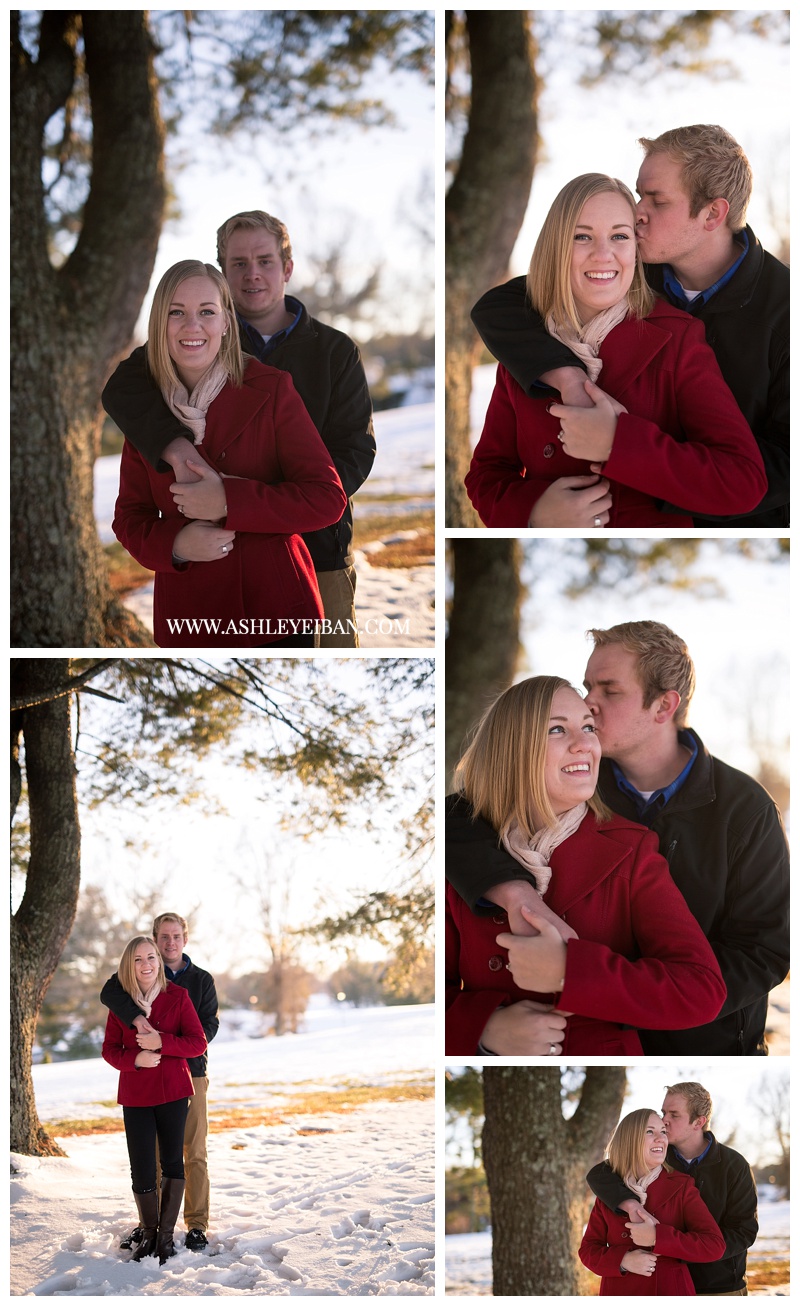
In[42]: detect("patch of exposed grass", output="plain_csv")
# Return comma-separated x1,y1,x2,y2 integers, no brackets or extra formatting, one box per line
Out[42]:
104,541,153,595
747,1259,790,1289
354,507,434,547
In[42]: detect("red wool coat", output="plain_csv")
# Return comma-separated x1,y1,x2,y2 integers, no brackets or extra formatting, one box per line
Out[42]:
102,982,207,1107
580,1169,726,1296
466,301,767,527
113,358,347,647
445,812,726,1055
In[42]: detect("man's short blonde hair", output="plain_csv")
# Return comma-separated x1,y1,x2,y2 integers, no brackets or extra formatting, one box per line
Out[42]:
588,621,695,729
153,912,188,941
664,1081,713,1126
639,124,752,232
216,210,293,269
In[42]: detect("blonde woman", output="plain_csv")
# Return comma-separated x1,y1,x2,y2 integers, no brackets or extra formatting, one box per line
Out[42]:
102,937,206,1264
579,1109,725,1295
445,677,726,1055
465,174,766,527
112,259,346,647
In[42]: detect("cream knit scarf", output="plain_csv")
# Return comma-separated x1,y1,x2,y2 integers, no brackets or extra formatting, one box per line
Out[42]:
162,359,229,446
133,979,163,1019
623,1165,663,1206
546,298,630,382
501,802,587,897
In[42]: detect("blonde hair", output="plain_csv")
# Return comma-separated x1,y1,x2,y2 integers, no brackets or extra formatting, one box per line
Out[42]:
639,124,752,233
664,1081,713,1126
216,210,293,269
153,912,188,942
146,260,244,391
118,936,167,1000
607,1108,673,1180
527,173,655,332
588,621,695,729
455,676,611,838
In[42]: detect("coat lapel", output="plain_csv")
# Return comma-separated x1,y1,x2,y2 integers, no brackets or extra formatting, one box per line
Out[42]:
543,817,632,917
599,315,672,397
203,368,272,458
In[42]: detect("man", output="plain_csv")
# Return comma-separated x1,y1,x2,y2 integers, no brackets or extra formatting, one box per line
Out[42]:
445,621,789,1054
101,912,219,1252
587,1082,758,1295
471,125,789,527
102,209,376,647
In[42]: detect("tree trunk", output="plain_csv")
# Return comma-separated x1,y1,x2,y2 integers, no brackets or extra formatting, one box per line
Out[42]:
445,539,522,785
11,12,165,646
483,1067,626,1296
11,660,82,1155
445,12,539,526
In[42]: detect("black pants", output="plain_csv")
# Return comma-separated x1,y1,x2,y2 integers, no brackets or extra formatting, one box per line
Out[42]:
122,1098,189,1192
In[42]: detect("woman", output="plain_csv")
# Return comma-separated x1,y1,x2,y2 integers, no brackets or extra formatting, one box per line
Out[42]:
445,677,726,1055
112,260,346,647
465,174,767,527
580,1109,725,1295
102,936,207,1264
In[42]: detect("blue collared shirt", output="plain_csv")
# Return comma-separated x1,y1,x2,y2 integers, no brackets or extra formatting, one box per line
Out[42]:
237,295,303,362
661,230,749,313
164,952,190,981
611,730,698,823
672,1132,714,1168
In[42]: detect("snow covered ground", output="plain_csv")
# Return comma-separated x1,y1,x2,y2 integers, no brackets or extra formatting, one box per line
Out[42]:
11,1002,434,1296
445,1196,790,1297
95,402,435,649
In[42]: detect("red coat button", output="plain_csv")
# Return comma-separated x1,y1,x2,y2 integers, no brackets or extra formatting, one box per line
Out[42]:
543,443,556,458
488,955,505,972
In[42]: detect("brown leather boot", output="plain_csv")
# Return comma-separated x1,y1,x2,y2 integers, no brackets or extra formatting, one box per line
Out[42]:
156,1176,186,1264
129,1188,159,1261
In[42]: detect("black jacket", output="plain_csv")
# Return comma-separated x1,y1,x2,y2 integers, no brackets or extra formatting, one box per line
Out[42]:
101,299,375,572
470,227,788,527
446,730,789,1055
100,954,219,1078
587,1134,758,1294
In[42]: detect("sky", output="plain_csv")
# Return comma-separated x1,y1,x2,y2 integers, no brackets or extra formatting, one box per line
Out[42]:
500,11,789,275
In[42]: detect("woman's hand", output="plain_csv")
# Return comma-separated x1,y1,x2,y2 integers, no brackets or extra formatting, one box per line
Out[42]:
620,1249,658,1277
134,1049,161,1069
481,999,568,1055
528,474,612,527
626,1209,659,1246
484,882,578,943
171,459,227,521
135,1031,163,1051
173,520,236,563
549,379,625,462
496,908,568,992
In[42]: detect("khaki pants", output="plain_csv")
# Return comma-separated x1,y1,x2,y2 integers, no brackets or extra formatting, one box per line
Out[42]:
316,566,359,648
183,1075,210,1231
698,1291,748,1297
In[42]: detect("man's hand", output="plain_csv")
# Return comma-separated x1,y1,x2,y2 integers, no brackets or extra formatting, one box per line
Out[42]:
173,520,236,563
528,474,612,528
162,436,202,482
496,909,568,992
171,459,227,521
133,1014,156,1034
626,1208,658,1246
620,1249,658,1277
540,367,594,409
549,379,625,462
134,1049,161,1069
481,1000,568,1055
135,1031,163,1051
484,881,578,942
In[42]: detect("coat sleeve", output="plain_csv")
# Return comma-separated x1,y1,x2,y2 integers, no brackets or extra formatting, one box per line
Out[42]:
709,799,789,1018
195,973,220,1045
471,277,587,394
445,795,538,914
159,988,207,1061
586,1161,640,1213
464,367,557,526
579,1200,627,1278
714,1154,759,1259
445,890,507,1055
113,439,188,571
222,373,347,534
603,317,767,516
318,340,375,498
102,1011,140,1073
653,1179,726,1263
559,831,727,1029
102,346,191,471
100,972,144,1029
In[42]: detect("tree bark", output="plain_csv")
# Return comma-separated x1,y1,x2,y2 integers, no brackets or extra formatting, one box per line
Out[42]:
11,12,165,646
483,1067,626,1295
445,12,538,526
445,539,522,786
11,660,81,1155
